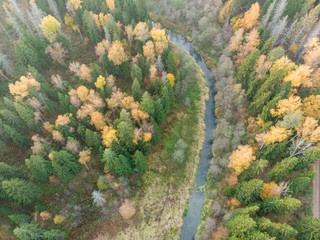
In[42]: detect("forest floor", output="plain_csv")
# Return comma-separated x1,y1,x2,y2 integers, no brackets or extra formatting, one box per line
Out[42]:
313,162,320,219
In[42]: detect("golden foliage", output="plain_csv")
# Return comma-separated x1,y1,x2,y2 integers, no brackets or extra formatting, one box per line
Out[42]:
302,95,320,118
76,86,89,102
255,132,268,147
78,64,92,82
108,40,129,65
270,57,296,74
121,96,139,110
150,65,157,83
260,181,280,199
101,126,118,147
53,215,65,224
9,73,40,100
228,145,256,175
40,211,51,221
143,41,156,63
227,172,238,186
68,0,82,10
68,89,81,108
218,0,232,23
303,37,320,68
290,43,298,53
265,126,292,145
143,132,152,142
240,2,260,30
270,96,302,117
227,197,241,210
150,27,169,55
297,117,320,143
255,55,273,79
133,22,150,42
90,111,107,130
43,122,53,133
283,65,313,87
167,73,175,87
95,75,106,90
76,104,95,120
40,15,61,42
131,109,149,123
79,149,91,165
55,114,71,127
106,0,115,10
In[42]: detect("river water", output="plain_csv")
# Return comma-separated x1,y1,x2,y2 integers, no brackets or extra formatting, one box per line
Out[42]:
166,30,216,240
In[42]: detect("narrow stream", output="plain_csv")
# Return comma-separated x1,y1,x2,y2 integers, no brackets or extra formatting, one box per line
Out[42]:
166,30,216,240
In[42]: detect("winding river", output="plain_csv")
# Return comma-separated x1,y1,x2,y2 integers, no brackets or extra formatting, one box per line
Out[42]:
166,30,216,240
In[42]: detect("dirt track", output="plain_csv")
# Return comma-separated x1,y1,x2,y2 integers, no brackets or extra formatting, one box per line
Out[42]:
313,162,320,220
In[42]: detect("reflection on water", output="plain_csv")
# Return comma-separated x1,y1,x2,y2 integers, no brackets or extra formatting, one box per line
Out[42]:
166,29,217,240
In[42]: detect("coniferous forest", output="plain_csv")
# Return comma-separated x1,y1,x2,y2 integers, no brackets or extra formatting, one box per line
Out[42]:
1,0,320,240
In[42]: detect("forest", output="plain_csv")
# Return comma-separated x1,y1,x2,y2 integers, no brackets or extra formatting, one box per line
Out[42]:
1,0,320,239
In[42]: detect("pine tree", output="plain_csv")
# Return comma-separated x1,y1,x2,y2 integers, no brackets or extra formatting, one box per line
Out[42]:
0,109,25,131
150,117,161,144
0,162,24,179
85,129,101,149
140,92,155,116
132,78,142,101
236,49,260,90
235,179,264,204
153,100,164,124
114,155,132,176
160,85,171,113
165,51,176,74
43,229,67,240
2,178,42,205
82,10,101,45
116,121,133,147
25,155,53,183
51,150,82,182
133,150,147,173
13,223,45,240
131,64,143,85
14,102,39,130
3,124,31,148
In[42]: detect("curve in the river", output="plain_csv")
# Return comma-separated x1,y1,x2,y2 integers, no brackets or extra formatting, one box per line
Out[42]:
166,30,216,240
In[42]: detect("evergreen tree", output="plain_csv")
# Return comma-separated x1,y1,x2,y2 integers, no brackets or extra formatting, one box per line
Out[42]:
2,178,42,205
294,217,320,240
138,55,150,80
116,121,133,147
85,129,101,149
133,150,147,173
3,124,31,148
131,64,143,85
0,109,25,131
9,214,31,225
56,33,72,55
132,78,142,101
25,155,53,183
13,223,45,240
82,10,101,45
154,78,162,95
14,102,39,130
268,157,299,182
51,150,82,182
160,85,171,113
140,91,155,116
165,51,176,75
255,142,287,162
261,37,274,55
238,159,268,182
153,100,164,124
102,52,115,74
261,196,301,215
43,229,67,240
114,155,132,176
235,179,264,204
294,148,320,171
0,162,24,179
284,0,304,18
236,49,260,90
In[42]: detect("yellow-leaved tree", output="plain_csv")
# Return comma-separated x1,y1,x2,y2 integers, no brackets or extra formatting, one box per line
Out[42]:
106,0,115,10
108,41,129,65
283,65,313,88
102,126,118,147
228,145,256,175
79,149,91,170
260,181,281,199
303,38,320,68
167,73,175,86
270,96,302,117
133,22,150,43
150,27,168,55
9,73,40,100
265,126,292,145
302,95,320,118
240,2,260,31
40,15,61,42
297,117,320,143
143,41,156,63
55,114,71,127
90,111,107,130
95,75,106,90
